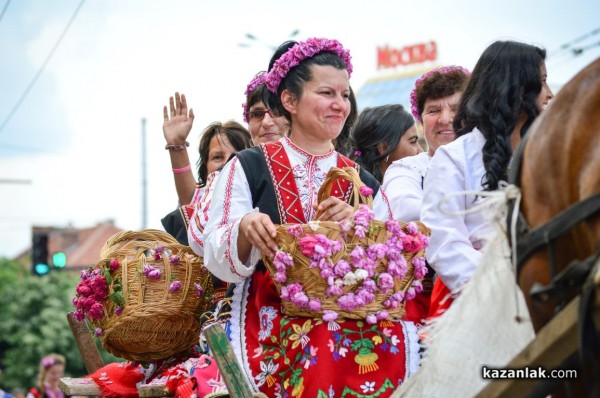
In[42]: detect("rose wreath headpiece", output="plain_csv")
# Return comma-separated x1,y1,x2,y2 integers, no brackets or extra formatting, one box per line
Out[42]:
41,356,57,368
265,37,353,94
242,71,267,123
409,65,471,122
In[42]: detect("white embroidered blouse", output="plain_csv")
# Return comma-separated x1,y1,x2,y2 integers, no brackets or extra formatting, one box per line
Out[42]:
187,171,219,258
202,137,393,283
420,128,496,292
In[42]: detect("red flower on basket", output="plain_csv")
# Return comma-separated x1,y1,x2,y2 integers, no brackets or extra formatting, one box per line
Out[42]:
274,204,430,324
72,243,199,327
73,267,111,322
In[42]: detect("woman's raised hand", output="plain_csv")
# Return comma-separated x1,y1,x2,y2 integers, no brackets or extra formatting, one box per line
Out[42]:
163,92,195,144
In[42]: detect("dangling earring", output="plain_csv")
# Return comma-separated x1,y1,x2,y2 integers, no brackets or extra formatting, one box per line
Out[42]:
385,155,390,163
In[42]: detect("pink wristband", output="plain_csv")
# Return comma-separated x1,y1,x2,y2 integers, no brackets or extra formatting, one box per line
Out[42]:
172,164,191,174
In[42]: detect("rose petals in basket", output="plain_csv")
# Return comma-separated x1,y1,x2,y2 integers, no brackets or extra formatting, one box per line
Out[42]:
265,209,429,322
263,167,430,322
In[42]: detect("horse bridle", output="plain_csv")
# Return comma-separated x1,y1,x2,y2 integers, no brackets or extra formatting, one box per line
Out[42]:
508,132,600,395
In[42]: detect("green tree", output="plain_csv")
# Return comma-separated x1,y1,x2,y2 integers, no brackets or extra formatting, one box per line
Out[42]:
0,258,121,390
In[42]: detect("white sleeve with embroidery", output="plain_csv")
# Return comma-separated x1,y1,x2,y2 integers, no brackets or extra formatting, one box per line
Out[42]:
187,171,221,258
373,186,394,221
202,158,262,283
420,144,482,292
383,159,423,222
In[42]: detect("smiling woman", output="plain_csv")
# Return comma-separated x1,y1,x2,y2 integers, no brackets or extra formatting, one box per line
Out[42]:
197,37,421,397
243,71,289,145
383,66,470,222
381,66,470,324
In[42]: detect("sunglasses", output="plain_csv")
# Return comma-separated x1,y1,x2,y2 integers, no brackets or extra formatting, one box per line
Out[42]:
248,108,273,121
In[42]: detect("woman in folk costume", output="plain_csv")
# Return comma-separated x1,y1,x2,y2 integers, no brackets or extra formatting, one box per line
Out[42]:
202,38,420,397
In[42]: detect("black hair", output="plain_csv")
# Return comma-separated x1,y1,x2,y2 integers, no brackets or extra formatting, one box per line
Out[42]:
334,86,357,156
350,104,415,183
197,121,252,185
454,40,546,191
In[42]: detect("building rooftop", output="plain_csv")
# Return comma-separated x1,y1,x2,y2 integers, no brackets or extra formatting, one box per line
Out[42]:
16,221,124,271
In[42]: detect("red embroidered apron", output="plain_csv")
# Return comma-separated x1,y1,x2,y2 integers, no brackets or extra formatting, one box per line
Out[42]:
224,143,420,397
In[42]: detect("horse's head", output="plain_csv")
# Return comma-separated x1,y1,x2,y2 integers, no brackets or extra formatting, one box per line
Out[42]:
516,57,600,332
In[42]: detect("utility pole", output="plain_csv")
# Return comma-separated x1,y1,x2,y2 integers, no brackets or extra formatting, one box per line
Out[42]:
141,118,147,229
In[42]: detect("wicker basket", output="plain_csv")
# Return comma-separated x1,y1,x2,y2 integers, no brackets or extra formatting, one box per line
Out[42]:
78,229,213,362
264,167,430,320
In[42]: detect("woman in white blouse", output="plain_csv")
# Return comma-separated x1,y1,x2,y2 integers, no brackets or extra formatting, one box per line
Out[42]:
383,66,470,222
421,40,554,315
382,66,469,322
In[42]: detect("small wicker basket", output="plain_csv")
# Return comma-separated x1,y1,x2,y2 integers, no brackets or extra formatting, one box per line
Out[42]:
80,229,213,362
264,167,430,320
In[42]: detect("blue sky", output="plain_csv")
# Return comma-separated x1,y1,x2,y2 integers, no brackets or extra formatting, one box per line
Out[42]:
0,0,599,258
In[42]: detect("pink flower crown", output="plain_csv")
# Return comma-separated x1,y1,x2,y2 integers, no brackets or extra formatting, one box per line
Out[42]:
41,356,57,368
409,65,471,122
242,72,267,123
265,37,353,94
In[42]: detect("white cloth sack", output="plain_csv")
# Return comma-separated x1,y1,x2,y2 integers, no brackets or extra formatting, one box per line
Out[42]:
393,191,535,397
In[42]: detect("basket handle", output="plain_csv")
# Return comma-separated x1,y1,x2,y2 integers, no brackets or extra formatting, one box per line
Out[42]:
100,229,183,259
315,167,373,219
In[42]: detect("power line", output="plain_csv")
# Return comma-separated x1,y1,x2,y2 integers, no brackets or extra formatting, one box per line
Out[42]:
549,27,600,58
0,0,10,26
0,0,86,135
572,40,600,56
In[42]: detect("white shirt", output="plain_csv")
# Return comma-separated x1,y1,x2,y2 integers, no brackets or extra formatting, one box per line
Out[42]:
420,128,495,292
187,171,219,257
202,137,393,283
383,151,431,222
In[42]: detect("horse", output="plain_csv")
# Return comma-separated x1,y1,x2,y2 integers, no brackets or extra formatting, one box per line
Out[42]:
511,56,600,397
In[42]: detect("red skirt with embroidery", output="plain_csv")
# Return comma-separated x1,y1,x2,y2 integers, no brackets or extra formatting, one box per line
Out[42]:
223,269,420,397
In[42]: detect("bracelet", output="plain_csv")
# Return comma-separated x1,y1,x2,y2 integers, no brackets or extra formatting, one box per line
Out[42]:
172,164,192,174
165,141,189,151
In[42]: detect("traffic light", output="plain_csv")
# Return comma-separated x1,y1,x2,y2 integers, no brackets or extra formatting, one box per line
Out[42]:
32,233,50,276
53,251,67,268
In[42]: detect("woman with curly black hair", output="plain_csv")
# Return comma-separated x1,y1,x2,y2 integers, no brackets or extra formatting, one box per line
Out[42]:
421,40,554,316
